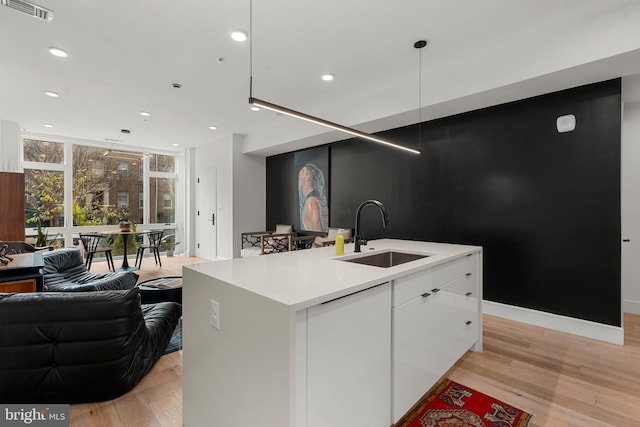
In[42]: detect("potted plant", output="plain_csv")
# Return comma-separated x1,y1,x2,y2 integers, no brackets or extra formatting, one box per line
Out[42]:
118,208,131,231
160,235,180,257
35,223,48,247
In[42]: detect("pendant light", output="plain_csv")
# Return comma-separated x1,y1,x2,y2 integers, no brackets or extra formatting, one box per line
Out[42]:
247,0,420,155
415,40,427,153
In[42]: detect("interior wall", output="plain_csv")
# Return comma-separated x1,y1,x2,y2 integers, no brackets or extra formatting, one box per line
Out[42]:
622,100,640,315
267,79,622,327
192,134,266,259
0,119,21,172
193,138,234,259
232,135,266,258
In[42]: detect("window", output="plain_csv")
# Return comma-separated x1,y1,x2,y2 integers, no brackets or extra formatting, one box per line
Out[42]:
150,177,175,224
22,140,66,230
91,160,104,177
71,145,143,226
118,192,129,209
163,193,173,208
117,163,129,180
149,154,175,173
23,138,176,244
23,139,63,164
24,169,65,228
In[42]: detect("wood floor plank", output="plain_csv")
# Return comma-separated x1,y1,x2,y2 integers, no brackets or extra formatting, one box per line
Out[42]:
69,402,121,427
74,257,640,426
112,394,162,427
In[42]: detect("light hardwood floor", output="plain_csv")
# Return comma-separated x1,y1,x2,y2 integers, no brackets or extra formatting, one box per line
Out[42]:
447,313,640,427
73,256,640,426
69,254,204,427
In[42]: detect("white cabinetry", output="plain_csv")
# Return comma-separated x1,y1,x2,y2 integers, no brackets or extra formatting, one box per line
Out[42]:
304,283,391,427
392,253,480,422
183,241,482,427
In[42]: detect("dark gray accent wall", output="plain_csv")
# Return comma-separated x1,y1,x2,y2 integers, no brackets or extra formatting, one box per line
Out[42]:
267,78,621,326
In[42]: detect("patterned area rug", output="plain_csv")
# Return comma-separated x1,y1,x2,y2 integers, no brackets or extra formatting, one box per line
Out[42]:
397,378,533,427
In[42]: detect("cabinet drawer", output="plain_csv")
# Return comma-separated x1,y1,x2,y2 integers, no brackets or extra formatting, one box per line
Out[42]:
440,317,478,365
393,252,478,307
444,272,476,298
0,279,36,293
392,291,458,421
431,252,478,287
393,269,432,308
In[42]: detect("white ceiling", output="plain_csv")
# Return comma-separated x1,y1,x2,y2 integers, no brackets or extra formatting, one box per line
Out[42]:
2,0,640,157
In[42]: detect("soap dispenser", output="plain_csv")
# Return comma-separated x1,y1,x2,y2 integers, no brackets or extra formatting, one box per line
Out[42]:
335,228,345,256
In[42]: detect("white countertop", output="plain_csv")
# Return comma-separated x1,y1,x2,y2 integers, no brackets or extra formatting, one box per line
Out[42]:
184,239,481,310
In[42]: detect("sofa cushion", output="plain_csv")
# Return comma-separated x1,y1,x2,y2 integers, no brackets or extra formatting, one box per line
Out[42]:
313,228,352,248
42,247,138,292
275,224,293,234
0,287,181,403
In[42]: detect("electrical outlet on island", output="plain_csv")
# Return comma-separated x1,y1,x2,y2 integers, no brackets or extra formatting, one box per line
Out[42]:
210,299,220,330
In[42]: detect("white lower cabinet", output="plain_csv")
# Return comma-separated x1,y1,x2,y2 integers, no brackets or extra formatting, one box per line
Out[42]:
295,254,480,427
391,255,479,423
304,283,391,427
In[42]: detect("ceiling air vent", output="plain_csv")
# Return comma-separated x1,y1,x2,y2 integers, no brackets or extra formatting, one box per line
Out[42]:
1,0,54,22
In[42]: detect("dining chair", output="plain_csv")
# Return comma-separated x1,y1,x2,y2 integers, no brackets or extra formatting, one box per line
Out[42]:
79,233,115,272
135,230,164,268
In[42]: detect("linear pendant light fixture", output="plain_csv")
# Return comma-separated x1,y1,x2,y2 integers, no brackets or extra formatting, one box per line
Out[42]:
248,97,420,155
246,1,420,155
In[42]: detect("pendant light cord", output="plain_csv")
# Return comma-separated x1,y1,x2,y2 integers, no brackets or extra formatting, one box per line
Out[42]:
414,39,427,153
249,0,254,98
419,45,422,152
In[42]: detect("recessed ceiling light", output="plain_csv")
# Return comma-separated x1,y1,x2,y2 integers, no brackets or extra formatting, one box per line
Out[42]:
172,143,180,147
48,47,68,58
321,74,335,81
231,30,247,42
43,123,54,128
251,106,260,111
139,111,151,117
208,126,218,130
44,91,59,97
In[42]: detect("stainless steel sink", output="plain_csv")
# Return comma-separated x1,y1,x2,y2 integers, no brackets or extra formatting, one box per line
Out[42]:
340,250,430,268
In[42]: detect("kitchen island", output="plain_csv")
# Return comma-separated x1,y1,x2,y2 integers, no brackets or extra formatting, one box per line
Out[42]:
182,239,482,427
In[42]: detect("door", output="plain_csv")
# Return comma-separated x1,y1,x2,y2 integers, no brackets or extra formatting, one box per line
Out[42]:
196,168,217,261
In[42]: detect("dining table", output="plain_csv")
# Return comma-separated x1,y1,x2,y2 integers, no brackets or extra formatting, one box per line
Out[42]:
102,230,148,271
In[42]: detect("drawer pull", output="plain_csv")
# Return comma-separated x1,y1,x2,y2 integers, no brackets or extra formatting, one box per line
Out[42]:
431,288,440,293
465,320,472,326
466,254,473,257
465,292,472,297
421,292,431,298
465,272,472,277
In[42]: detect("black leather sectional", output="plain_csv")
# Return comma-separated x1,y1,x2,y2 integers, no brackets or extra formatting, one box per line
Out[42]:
0,287,181,403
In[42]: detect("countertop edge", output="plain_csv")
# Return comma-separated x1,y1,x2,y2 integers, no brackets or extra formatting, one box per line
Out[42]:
184,239,482,311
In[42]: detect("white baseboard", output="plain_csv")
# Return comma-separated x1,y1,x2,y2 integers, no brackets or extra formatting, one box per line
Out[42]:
624,298,640,315
483,300,624,345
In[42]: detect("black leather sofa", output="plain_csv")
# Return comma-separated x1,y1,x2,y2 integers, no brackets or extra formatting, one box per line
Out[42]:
0,287,181,403
42,247,138,292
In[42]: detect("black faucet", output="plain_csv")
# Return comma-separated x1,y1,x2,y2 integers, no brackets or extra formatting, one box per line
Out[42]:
354,200,389,252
